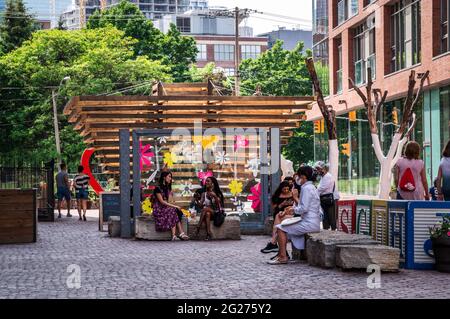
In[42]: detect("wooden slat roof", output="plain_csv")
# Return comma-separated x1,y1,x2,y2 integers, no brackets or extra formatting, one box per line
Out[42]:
64,81,315,174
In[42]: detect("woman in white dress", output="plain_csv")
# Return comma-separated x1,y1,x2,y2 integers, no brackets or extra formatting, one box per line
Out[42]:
268,166,321,265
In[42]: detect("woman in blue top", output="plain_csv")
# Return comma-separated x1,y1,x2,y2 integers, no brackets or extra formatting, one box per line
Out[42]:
268,166,321,265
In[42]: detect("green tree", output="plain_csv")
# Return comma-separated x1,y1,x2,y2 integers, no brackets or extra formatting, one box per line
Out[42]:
239,40,314,166
87,0,197,82
0,27,171,170
0,0,37,54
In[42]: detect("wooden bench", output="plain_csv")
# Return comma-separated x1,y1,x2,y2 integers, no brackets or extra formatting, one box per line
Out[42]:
187,215,241,240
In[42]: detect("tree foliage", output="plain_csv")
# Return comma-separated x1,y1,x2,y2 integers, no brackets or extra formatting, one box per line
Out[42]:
0,0,37,54
87,0,197,82
239,40,314,166
0,27,171,169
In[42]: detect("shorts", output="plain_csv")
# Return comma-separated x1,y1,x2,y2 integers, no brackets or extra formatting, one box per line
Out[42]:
57,187,71,201
76,188,89,200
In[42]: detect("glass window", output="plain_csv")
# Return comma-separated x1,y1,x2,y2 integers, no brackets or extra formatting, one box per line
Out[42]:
353,14,376,85
313,0,329,43
196,44,207,61
214,44,235,61
442,0,449,54
313,39,329,96
337,43,343,93
390,0,421,72
440,86,450,151
241,45,261,60
176,17,191,33
337,0,358,26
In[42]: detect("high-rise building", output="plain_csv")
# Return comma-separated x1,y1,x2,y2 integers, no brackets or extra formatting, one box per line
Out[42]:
61,0,203,30
23,0,72,28
309,0,450,196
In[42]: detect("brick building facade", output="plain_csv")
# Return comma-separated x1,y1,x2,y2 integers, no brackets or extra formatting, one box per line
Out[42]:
310,0,450,196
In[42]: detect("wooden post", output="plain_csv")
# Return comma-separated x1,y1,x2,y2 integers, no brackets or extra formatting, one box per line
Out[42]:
132,131,141,220
119,129,131,238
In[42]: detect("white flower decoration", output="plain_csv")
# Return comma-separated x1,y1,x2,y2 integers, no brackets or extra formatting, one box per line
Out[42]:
180,182,194,197
246,158,261,177
157,136,168,144
215,151,230,166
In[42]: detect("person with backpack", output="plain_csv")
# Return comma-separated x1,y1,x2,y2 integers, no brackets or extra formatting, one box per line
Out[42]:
436,140,450,201
395,141,429,201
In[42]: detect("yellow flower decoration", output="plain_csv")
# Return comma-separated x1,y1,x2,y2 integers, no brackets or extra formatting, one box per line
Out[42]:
192,135,218,150
163,152,177,168
142,198,153,215
181,209,191,219
228,180,243,196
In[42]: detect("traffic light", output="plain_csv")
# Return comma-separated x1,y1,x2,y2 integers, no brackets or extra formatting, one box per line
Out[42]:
341,143,350,157
392,108,398,125
314,120,321,134
349,111,357,122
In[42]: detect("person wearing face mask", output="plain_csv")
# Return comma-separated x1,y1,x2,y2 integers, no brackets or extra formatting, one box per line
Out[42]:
314,161,339,231
267,166,321,265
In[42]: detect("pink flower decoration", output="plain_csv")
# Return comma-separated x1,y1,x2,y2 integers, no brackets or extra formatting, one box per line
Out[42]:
447,231,450,237
234,135,249,151
197,171,213,185
139,142,155,171
247,183,262,213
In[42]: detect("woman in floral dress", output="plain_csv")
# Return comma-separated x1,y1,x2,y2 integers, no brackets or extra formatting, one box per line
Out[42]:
152,171,189,241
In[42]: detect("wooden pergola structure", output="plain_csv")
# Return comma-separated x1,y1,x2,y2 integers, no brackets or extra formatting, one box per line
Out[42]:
64,81,315,237
64,81,315,174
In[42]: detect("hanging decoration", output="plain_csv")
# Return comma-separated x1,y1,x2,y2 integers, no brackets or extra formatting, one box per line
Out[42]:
234,135,249,151
246,158,261,178
247,183,262,213
215,151,230,166
197,171,213,185
192,135,219,150
157,136,168,145
142,197,153,215
139,142,155,171
228,180,243,196
180,182,194,197
81,148,104,195
163,151,177,168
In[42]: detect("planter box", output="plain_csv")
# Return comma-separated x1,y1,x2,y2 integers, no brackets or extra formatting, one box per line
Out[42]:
0,189,37,244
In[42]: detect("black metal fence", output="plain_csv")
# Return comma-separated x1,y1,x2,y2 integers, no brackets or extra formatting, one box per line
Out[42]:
0,160,55,221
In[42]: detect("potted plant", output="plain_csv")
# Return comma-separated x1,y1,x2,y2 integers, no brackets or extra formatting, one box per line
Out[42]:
429,216,450,273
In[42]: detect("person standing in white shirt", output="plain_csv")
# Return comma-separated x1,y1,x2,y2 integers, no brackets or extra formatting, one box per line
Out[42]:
315,161,339,230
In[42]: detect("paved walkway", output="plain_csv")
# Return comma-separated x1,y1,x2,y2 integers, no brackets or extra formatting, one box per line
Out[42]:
0,210,449,299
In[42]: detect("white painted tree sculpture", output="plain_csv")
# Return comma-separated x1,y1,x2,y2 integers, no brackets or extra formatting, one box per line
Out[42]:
306,58,339,183
349,68,429,199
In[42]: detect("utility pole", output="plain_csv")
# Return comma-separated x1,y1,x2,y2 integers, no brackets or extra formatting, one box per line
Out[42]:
234,7,240,96
52,89,62,165
200,7,256,96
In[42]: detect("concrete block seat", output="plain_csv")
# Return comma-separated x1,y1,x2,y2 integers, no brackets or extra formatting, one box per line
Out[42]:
187,215,241,240
305,230,400,271
135,215,188,241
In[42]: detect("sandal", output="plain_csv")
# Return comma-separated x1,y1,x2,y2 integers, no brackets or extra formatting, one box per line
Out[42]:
267,257,288,265
172,235,180,241
204,233,212,241
178,232,189,241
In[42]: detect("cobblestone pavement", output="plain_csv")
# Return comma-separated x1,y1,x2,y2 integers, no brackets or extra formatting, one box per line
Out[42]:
1,210,449,299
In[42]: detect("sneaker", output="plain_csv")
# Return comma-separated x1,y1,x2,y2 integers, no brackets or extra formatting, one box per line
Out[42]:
58,214,62,219
261,242,279,253
67,213,72,217
83,215,87,221
79,217,82,221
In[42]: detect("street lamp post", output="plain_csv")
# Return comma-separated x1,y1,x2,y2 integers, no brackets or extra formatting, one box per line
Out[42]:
52,76,70,168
